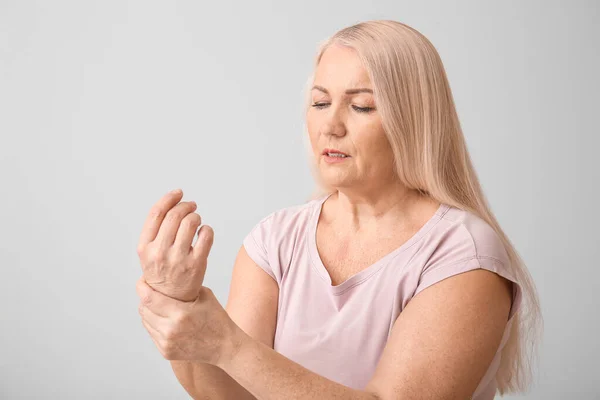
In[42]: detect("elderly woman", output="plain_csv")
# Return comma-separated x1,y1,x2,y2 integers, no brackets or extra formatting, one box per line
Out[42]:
135,20,542,400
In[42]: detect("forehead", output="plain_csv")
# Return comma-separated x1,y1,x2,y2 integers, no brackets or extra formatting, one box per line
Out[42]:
313,44,372,88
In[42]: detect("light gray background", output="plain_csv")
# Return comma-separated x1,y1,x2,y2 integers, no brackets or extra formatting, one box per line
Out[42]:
1,0,598,399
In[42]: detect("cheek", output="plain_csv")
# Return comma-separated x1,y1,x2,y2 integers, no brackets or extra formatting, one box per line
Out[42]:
354,122,386,146
306,111,318,131
354,131,392,162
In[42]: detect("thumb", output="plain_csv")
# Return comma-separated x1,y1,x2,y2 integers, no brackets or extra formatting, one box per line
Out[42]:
135,276,152,300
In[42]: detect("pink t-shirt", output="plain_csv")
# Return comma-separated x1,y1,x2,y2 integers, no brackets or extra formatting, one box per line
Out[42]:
243,192,522,399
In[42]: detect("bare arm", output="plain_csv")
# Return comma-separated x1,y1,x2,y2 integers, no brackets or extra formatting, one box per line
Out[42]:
215,269,512,400
170,244,279,399
170,360,253,400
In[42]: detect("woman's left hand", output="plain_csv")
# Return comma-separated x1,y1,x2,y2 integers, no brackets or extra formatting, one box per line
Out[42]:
136,276,240,366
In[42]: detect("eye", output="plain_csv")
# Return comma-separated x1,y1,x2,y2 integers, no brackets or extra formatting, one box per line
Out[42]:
352,105,375,113
311,103,375,113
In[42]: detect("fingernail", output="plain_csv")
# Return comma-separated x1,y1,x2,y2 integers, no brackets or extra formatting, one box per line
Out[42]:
171,188,182,195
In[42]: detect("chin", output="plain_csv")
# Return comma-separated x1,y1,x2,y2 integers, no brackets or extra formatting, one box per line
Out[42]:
318,163,354,184
321,175,351,188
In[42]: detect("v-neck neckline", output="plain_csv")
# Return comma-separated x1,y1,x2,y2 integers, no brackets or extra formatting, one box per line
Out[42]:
307,192,449,296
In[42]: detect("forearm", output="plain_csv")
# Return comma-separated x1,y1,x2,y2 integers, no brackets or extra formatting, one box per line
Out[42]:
170,360,257,400
218,329,381,400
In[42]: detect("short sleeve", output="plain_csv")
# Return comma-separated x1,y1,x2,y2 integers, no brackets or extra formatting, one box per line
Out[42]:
415,256,523,321
242,213,279,283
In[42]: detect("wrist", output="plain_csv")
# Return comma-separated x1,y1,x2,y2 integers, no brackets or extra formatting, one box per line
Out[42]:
145,280,198,302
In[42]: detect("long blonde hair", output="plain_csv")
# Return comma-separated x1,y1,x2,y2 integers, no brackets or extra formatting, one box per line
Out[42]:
301,20,542,395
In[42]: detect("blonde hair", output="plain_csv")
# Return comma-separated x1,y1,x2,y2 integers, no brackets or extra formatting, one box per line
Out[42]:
301,20,542,395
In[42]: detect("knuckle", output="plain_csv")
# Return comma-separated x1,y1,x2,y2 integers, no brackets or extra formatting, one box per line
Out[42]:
165,211,178,223
149,207,164,220
203,286,213,295
168,250,185,265
198,286,213,299
173,311,186,325
148,247,166,263
154,253,167,265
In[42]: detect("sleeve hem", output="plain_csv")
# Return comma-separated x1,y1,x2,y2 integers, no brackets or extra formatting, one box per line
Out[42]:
243,232,277,282
415,256,522,321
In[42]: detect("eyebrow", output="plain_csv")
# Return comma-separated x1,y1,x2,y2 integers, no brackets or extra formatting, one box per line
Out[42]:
311,85,373,95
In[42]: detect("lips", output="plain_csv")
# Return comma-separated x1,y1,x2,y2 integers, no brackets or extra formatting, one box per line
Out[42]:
322,148,350,156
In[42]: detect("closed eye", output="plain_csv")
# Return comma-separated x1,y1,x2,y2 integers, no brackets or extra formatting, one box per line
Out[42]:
310,103,375,113
352,105,375,113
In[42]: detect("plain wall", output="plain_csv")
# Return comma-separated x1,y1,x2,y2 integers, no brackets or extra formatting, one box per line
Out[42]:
1,0,598,398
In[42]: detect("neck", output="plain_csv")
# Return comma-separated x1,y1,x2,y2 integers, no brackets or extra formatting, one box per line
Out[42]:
324,184,433,234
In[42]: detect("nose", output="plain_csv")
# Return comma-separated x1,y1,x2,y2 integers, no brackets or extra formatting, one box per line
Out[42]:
321,105,346,137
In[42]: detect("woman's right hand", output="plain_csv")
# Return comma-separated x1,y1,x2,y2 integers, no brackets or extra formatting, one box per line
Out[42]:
136,189,214,302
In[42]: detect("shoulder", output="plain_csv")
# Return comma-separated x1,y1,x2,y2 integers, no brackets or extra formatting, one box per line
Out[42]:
255,197,319,230
246,196,322,244
426,205,511,270
414,204,521,320
243,196,322,283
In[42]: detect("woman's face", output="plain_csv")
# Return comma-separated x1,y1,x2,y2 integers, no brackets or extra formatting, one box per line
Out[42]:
307,44,395,191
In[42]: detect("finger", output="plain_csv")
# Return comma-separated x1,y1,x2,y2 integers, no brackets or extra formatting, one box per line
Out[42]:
135,276,147,298
139,300,171,331
136,276,157,305
193,225,214,260
138,189,184,250
154,201,197,249
137,280,175,318
141,316,166,352
174,212,202,252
